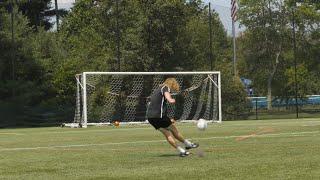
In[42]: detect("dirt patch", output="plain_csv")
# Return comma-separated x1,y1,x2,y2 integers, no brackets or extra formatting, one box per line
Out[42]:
235,127,275,141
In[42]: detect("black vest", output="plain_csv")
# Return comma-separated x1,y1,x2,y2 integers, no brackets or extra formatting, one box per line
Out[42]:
147,86,170,118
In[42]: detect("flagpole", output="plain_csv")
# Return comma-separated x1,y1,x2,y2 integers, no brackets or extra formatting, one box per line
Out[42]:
209,2,213,70
231,0,237,77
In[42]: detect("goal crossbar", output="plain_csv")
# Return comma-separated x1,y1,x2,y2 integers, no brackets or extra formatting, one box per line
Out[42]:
83,71,221,75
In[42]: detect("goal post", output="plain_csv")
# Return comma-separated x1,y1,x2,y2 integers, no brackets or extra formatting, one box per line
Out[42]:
73,72,222,128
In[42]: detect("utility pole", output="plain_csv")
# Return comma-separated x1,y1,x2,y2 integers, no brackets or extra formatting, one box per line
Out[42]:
232,21,236,76
116,0,121,71
292,4,299,118
55,0,59,31
209,3,213,70
10,0,15,97
209,2,215,120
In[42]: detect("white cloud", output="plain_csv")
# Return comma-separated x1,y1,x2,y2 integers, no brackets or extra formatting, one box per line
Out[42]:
57,0,75,3
50,0,74,10
204,0,231,8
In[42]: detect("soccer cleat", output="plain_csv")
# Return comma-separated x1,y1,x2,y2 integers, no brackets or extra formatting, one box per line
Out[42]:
185,143,199,150
179,151,190,157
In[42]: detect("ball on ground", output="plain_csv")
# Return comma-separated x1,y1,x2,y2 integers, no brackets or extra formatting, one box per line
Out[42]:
197,119,207,131
114,121,120,127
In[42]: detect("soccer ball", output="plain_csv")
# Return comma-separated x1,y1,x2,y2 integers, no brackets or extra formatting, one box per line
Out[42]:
197,119,207,131
114,121,120,127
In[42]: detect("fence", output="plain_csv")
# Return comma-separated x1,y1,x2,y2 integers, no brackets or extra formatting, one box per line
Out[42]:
247,95,320,120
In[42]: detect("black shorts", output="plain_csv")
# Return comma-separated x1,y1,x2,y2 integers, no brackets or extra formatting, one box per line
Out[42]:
148,116,172,130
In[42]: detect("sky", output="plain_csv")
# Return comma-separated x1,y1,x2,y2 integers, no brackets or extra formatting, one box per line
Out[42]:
204,0,242,35
51,0,242,35
50,0,75,10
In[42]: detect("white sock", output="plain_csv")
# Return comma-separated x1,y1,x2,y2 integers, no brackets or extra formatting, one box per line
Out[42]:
177,146,186,153
184,139,193,147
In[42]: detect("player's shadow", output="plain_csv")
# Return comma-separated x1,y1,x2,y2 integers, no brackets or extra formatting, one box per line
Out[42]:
158,154,178,157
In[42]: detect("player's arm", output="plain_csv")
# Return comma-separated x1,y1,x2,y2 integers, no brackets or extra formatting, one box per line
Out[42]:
164,92,176,104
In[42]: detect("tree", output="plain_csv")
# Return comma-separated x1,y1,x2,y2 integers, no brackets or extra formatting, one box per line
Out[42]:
0,5,71,126
17,0,52,30
238,0,292,110
0,0,68,31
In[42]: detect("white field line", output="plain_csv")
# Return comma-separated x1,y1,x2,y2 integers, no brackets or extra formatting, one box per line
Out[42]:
302,125,319,127
0,127,152,135
221,120,320,127
43,127,151,133
0,133,23,135
0,131,319,152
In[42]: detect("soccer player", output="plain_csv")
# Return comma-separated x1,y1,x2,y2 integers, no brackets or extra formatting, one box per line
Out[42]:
147,78,199,157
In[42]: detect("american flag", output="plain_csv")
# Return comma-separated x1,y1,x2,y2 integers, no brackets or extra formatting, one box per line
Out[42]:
231,0,238,22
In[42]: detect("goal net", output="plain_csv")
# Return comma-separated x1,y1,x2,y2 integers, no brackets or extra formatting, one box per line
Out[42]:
72,72,221,128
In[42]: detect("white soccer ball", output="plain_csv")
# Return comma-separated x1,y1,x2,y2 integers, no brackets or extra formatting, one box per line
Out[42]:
197,119,207,131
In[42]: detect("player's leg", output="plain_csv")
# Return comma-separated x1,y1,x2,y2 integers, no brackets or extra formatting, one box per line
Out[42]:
158,128,177,148
167,123,185,143
168,122,199,150
159,128,189,157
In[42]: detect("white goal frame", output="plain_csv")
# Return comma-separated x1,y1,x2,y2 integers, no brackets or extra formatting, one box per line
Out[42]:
77,71,222,128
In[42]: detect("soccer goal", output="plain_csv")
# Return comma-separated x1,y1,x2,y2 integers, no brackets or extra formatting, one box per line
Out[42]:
71,72,222,128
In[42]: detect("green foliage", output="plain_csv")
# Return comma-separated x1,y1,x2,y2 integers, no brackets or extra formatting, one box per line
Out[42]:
0,7,72,125
238,0,320,100
0,0,54,30
216,61,251,120
17,0,53,30
59,0,229,72
284,64,319,96
0,8,41,102
0,0,266,126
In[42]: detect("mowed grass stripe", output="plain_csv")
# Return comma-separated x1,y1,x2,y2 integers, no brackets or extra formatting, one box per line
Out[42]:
0,130,319,151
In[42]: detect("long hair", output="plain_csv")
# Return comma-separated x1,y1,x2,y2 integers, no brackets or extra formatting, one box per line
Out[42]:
162,78,180,92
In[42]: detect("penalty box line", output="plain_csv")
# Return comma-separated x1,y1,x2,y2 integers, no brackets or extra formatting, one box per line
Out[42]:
0,131,319,152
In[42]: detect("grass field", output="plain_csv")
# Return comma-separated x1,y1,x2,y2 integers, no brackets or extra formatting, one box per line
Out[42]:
1,119,320,180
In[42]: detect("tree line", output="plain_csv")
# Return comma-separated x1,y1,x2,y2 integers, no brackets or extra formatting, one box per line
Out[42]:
238,0,319,109
0,0,318,126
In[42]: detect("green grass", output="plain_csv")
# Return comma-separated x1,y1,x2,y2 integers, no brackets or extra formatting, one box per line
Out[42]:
1,119,320,180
